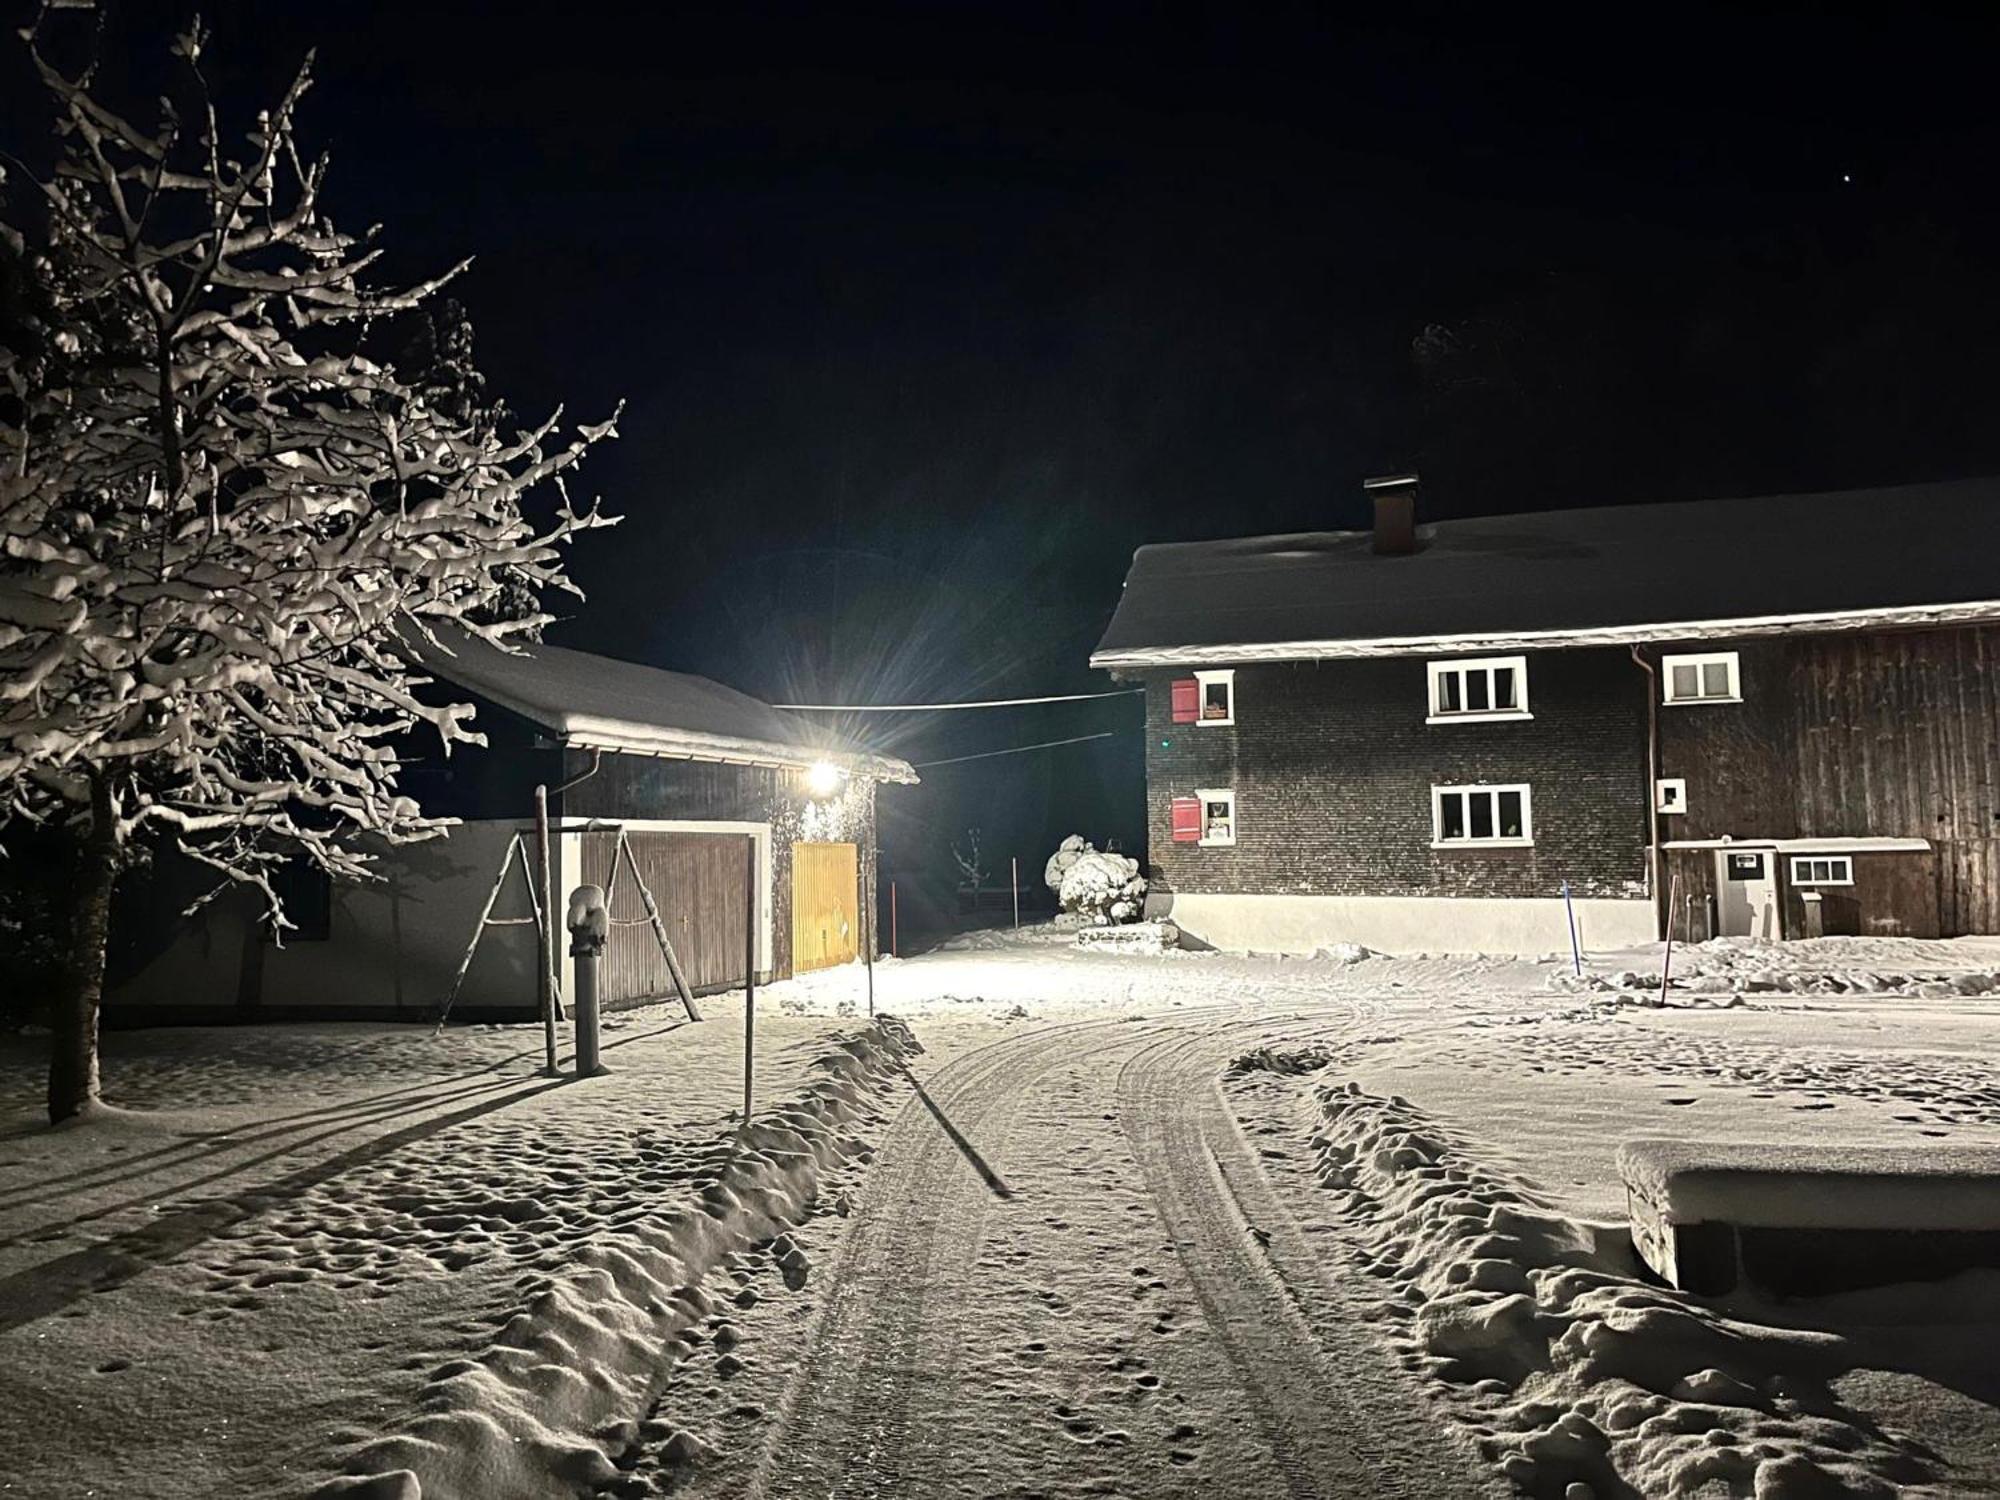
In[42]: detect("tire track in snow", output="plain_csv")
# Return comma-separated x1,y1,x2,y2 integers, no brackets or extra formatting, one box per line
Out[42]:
735,1000,1483,1499
1116,1015,1494,1500
746,1014,1162,1499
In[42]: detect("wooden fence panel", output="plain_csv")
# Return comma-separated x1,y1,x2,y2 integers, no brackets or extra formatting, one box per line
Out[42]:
580,831,751,1004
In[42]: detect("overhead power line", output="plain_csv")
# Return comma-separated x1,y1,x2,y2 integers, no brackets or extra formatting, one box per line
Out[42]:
777,689,1142,711
913,731,1118,769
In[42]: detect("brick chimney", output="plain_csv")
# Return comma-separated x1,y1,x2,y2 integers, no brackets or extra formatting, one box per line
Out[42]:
1364,473,1419,555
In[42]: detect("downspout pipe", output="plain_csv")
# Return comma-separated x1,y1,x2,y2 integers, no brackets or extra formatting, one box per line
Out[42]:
1630,645,1662,933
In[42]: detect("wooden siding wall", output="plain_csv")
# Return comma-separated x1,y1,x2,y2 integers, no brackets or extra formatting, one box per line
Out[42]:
1668,847,1943,942
1789,852,1942,939
561,750,882,980
580,830,751,1002
1660,627,2000,936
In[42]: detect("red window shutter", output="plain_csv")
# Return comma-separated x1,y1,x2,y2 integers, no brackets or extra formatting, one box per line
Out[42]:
1169,678,1199,723
1170,796,1202,842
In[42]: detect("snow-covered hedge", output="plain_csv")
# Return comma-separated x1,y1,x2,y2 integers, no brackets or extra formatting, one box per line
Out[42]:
1043,835,1146,924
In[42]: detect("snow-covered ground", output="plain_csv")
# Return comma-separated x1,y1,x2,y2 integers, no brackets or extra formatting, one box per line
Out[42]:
3,928,1996,1498
1224,936,2000,1499
0,1004,923,1499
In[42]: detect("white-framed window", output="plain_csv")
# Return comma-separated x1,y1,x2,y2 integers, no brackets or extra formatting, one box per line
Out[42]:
1195,787,1236,846
1427,656,1530,723
1431,784,1533,848
1194,669,1235,726
1655,778,1687,814
1661,651,1741,705
1790,855,1854,887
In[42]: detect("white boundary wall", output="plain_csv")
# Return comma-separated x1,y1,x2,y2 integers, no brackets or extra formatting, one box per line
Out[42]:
1160,891,1657,956
113,817,778,1015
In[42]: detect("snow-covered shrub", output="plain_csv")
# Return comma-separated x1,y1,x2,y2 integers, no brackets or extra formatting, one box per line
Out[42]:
1046,837,1147,924
1043,834,1088,895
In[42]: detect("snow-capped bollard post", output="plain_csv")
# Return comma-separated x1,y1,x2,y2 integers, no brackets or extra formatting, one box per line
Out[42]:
567,884,610,1078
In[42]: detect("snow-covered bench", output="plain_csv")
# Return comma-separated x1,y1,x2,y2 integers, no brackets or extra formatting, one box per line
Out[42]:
1618,1139,2000,1297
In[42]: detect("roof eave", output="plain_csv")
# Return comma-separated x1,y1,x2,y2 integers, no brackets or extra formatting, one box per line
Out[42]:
1089,598,2000,670
561,715,919,784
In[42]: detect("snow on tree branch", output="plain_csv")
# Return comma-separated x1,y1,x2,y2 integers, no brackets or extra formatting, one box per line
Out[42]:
0,12,619,921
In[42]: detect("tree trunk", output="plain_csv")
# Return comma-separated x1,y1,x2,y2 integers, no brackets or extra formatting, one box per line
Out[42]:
48,774,116,1125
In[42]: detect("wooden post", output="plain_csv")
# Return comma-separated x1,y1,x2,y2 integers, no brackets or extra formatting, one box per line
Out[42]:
534,785,558,1074
1658,863,1679,1008
860,851,875,1018
743,833,757,1122
1561,879,1582,976
1012,855,1020,930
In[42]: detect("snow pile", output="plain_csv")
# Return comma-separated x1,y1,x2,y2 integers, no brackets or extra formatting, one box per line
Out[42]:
1044,836,1147,923
1074,919,1180,954
310,1017,919,1500
1553,937,2000,1000
1303,1079,1947,1498
1312,942,1375,965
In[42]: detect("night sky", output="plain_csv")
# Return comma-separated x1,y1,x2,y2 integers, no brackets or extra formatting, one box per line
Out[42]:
8,2,2000,915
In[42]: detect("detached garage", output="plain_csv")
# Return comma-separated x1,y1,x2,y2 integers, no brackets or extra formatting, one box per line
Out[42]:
109,630,915,1021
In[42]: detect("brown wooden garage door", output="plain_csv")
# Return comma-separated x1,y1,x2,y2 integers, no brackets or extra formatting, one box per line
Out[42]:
579,831,751,1005
792,841,858,973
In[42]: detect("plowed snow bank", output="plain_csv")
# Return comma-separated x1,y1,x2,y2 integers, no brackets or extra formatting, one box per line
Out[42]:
315,1018,918,1499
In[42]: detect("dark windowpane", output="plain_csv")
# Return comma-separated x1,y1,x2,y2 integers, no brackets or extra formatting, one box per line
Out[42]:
1702,661,1732,697
1498,791,1523,838
1439,673,1461,712
1202,682,1230,718
1466,672,1490,711
1469,794,1494,840
1440,794,1465,840
1670,663,1699,699
1494,668,1516,710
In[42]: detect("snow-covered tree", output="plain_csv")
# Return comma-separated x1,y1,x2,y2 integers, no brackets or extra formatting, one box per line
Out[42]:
0,17,617,1122
951,826,987,903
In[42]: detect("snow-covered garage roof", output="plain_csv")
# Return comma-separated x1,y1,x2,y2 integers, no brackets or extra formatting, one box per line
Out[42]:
1091,477,2000,668
407,628,918,784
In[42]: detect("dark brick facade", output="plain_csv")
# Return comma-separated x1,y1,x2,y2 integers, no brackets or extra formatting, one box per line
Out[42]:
1139,651,1652,901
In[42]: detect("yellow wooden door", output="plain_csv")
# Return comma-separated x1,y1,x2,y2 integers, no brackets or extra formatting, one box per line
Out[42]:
792,841,858,973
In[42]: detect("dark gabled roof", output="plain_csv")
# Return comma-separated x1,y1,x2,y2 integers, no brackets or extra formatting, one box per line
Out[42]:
406,627,917,783
1091,477,2000,667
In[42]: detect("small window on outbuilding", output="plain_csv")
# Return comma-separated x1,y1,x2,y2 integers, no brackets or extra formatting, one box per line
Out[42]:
1194,669,1235,725
1790,855,1854,887
1661,651,1741,705
1196,788,1236,846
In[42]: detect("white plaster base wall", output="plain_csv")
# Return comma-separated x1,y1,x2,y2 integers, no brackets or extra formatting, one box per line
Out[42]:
1158,891,1658,956
113,820,540,1015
